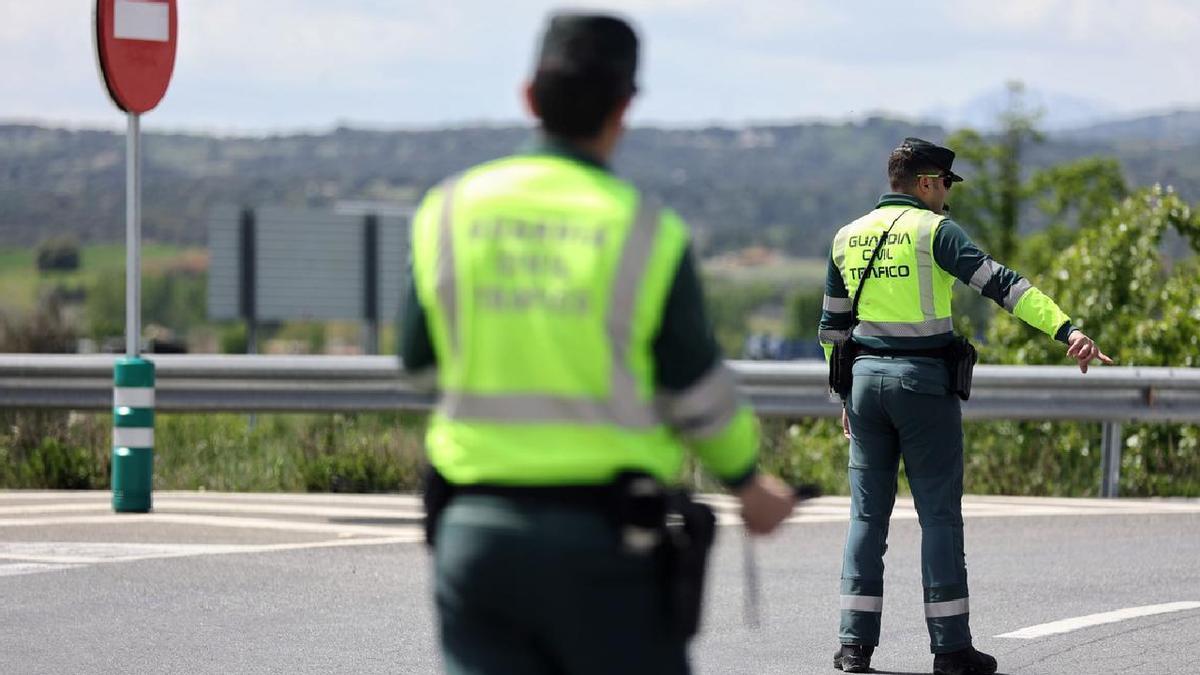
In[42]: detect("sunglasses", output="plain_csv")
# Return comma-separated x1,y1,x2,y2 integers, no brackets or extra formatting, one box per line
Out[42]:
917,173,953,189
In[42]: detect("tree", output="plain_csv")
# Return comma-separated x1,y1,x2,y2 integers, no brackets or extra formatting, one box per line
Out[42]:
946,82,1044,265
972,186,1200,497
945,84,1129,340
1020,157,1128,273
987,185,1199,367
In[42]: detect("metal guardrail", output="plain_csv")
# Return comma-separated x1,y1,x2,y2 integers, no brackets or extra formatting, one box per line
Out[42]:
3,354,1199,497
2,354,1197,421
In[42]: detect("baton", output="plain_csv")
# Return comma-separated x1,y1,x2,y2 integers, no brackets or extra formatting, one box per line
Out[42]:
742,482,822,629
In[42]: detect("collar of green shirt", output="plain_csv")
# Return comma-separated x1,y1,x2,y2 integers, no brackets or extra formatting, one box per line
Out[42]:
524,134,610,173
876,192,933,211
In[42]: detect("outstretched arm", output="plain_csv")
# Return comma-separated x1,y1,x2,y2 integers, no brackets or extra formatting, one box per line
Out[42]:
932,219,1111,373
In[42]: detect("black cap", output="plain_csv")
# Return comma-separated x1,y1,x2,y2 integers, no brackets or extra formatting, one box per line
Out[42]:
534,13,638,90
901,137,964,182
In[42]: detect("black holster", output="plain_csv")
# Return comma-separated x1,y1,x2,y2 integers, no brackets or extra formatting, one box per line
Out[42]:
610,473,716,640
829,339,859,399
659,493,717,640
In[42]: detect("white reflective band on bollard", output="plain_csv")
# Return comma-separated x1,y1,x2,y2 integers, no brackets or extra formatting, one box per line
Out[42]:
113,387,155,408
113,427,154,448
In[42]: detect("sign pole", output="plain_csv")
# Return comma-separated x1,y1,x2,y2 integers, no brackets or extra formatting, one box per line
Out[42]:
112,111,155,514
126,112,141,358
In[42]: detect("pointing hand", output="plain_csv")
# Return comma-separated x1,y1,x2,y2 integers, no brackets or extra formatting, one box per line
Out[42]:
1066,330,1113,373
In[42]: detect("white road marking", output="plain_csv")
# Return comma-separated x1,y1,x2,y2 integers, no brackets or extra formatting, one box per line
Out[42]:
0,536,422,566
996,602,1200,639
0,535,422,577
0,499,424,520
15,496,1167,528
0,491,424,507
0,492,1196,579
0,562,84,577
0,491,113,501
0,513,419,537
0,493,1196,533
155,491,424,508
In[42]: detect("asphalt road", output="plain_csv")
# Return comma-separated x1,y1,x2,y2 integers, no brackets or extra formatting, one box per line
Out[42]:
1,492,1197,675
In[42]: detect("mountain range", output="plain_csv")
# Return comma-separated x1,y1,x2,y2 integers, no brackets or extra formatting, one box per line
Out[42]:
1,110,1198,257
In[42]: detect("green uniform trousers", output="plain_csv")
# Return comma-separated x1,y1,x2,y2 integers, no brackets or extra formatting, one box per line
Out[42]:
435,494,689,675
839,356,973,654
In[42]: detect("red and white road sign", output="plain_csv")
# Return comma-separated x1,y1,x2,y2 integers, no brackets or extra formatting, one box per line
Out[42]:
95,0,178,114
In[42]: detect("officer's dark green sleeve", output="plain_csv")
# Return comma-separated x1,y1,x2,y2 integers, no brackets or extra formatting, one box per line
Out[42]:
817,251,853,362
398,262,436,372
652,244,759,490
933,220,1075,342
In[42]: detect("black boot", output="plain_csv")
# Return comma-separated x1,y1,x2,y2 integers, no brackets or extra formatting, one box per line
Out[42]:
833,644,874,673
933,646,997,675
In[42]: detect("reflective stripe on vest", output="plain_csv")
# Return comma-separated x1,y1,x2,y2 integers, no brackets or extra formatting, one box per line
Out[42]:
855,317,954,337
436,175,462,356
1004,277,1033,311
436,194,664,429
916,216,937,321
822,294,852,313
969,258,1033,311
655,362,740,440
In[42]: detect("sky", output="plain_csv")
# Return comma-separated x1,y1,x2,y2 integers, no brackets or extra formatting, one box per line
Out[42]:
2,0,1198,134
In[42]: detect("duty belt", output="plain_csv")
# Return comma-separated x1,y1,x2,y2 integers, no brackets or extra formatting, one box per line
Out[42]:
855,344,955,360
454,483,614,509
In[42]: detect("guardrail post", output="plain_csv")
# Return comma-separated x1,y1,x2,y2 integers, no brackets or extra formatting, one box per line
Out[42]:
112,357,155,512
1099,421,1123,498
240,207,257,354
363,213,379,355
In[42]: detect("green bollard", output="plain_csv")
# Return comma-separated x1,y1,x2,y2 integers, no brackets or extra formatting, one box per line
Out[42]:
112,357,155,513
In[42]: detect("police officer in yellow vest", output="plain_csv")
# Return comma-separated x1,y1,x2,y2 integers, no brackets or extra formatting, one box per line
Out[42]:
818,138,1111,675
401,13,796,675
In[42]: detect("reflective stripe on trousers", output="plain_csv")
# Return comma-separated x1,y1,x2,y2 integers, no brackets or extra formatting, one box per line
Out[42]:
841,595,884,612
925,597,969,618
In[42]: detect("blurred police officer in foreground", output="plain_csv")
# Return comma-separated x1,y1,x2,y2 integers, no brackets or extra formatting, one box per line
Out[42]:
400,12,796,674
818,138,1111,675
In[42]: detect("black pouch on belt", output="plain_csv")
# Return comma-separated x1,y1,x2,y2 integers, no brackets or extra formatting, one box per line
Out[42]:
421,465,454,548
948,335,978,401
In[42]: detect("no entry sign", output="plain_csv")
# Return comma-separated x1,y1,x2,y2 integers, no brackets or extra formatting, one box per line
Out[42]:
95,0,178,113
95,0,179,513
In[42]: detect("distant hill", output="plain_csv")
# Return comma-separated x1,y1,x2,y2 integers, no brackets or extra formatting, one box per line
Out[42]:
1058,109,1200,144
932,85,1116,132
1,112,1198,256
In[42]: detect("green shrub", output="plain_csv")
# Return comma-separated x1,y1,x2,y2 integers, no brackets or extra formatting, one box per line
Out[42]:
0,411,109,489
36,236,81,272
